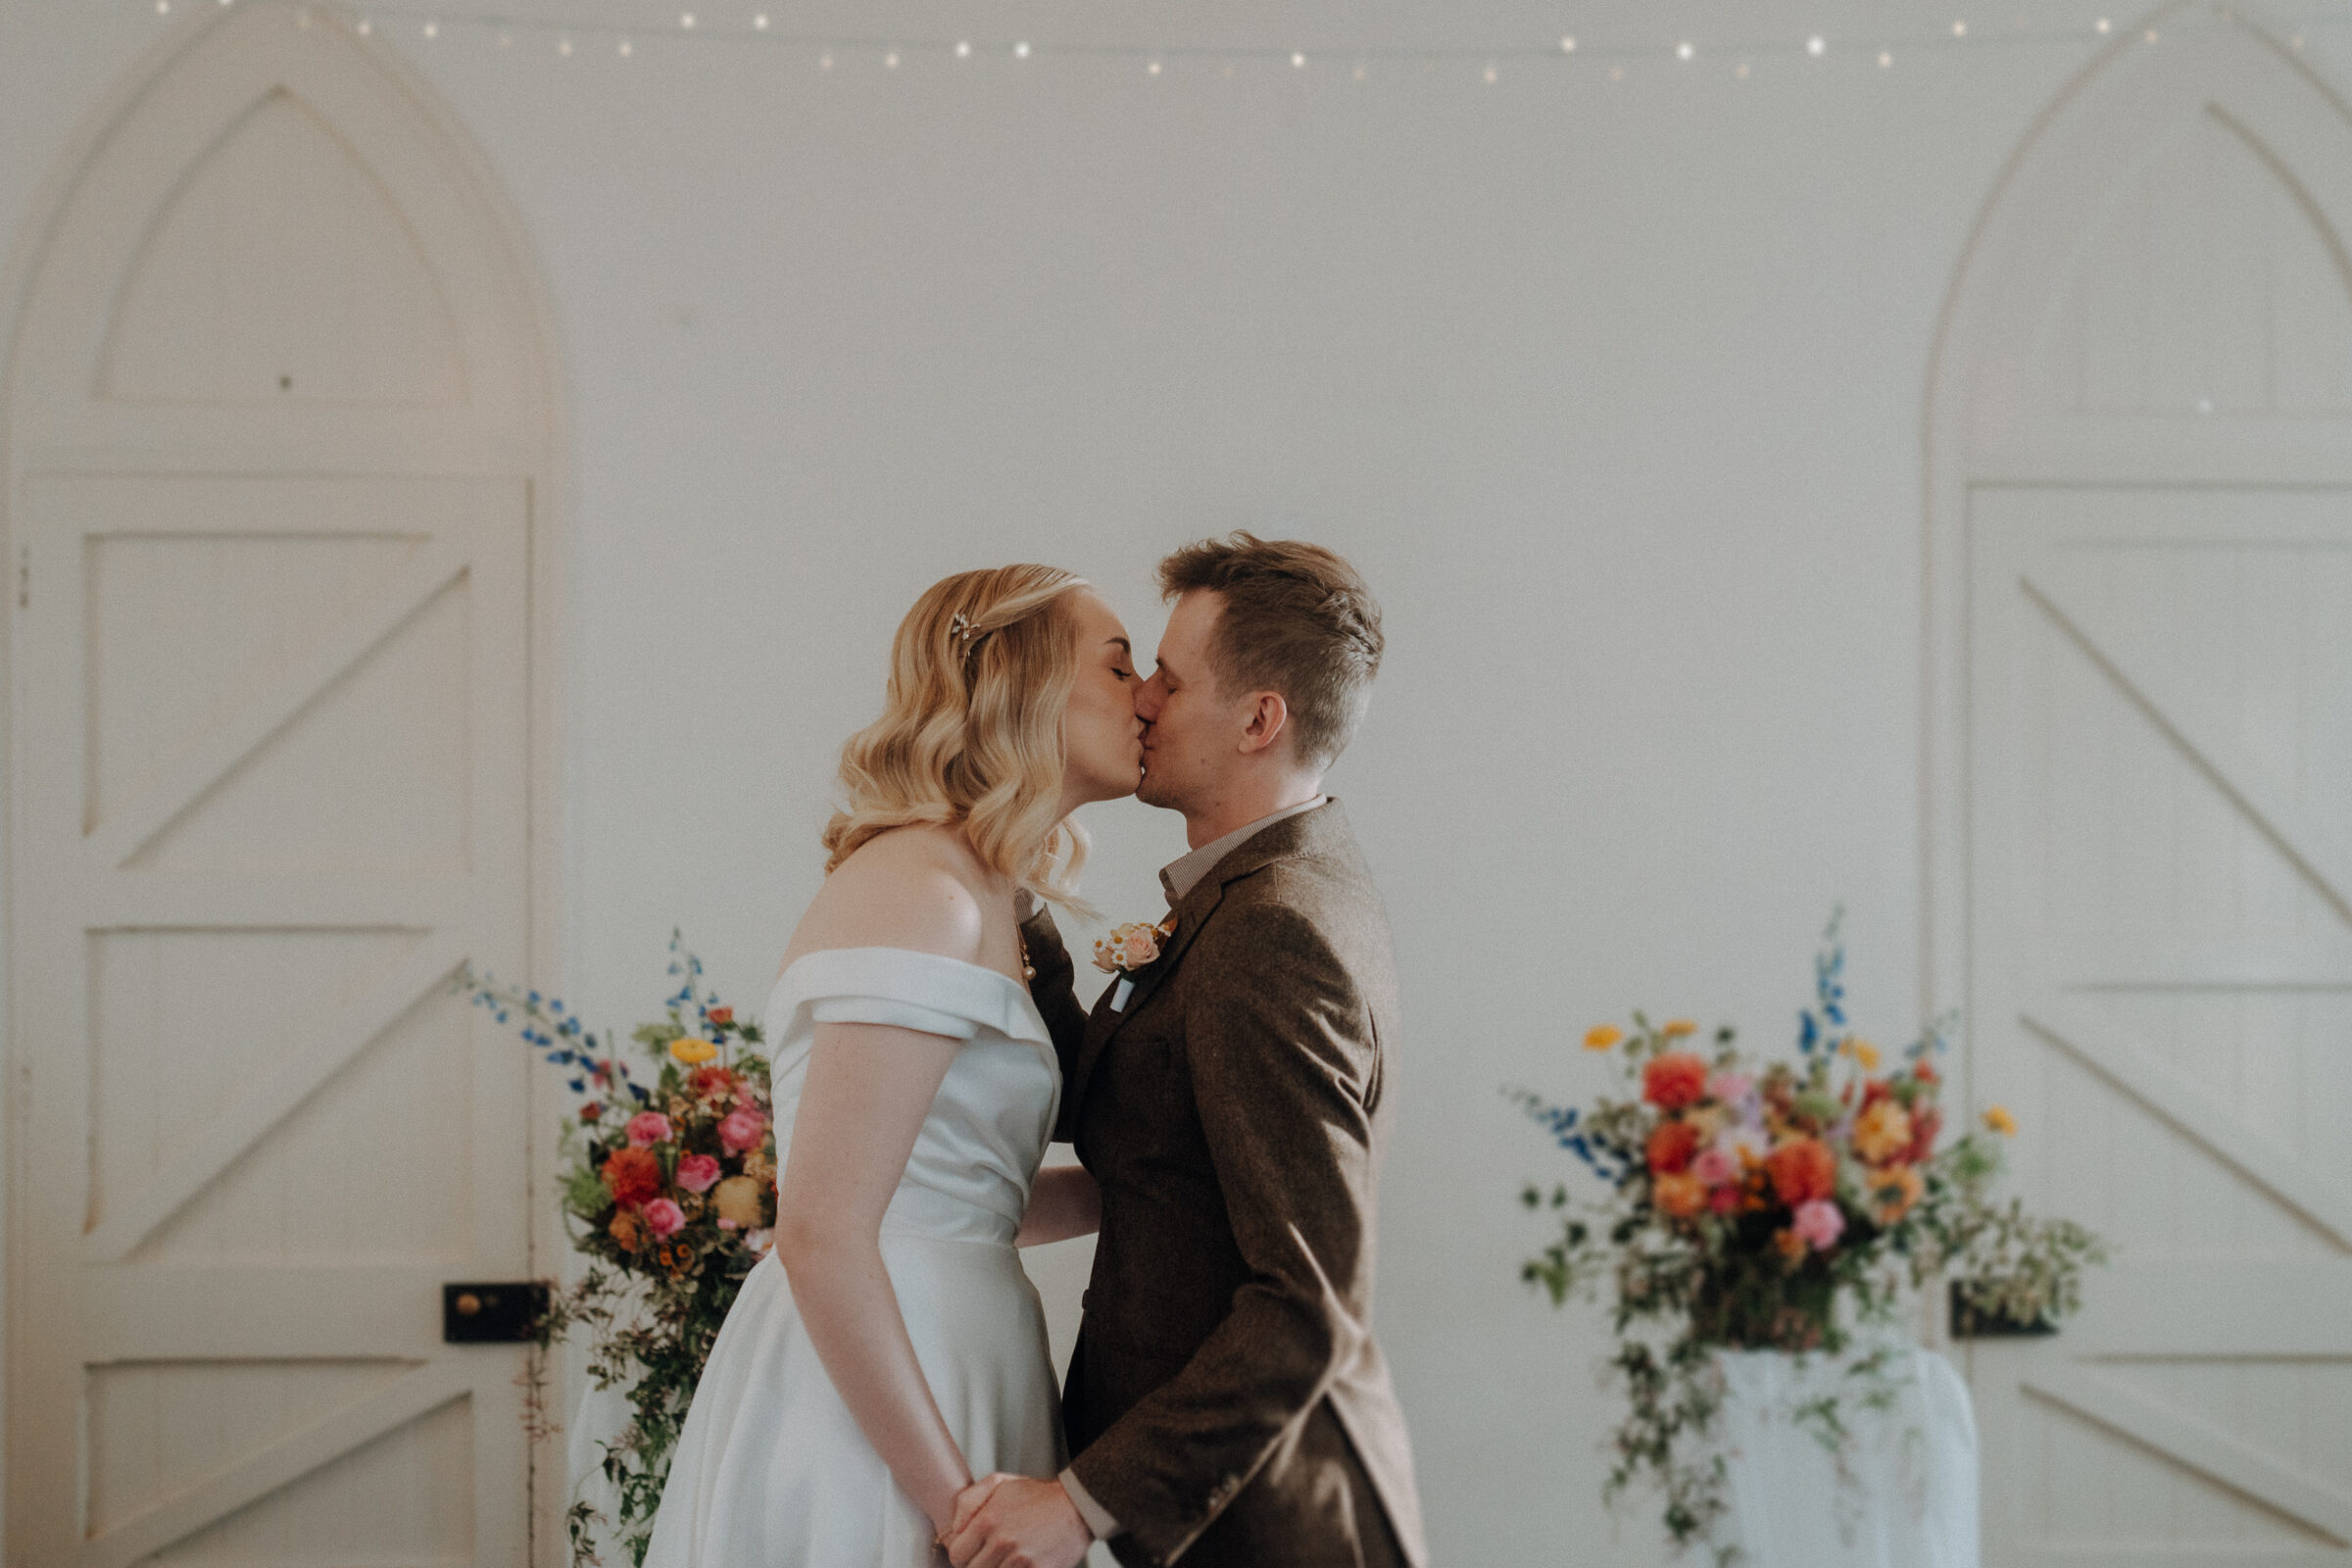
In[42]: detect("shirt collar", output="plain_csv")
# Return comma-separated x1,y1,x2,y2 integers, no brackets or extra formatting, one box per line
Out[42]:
1158,797,1328,905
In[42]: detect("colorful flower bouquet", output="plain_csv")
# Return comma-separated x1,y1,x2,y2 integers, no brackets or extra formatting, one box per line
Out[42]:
464,933,776,1568
1511,915,2103,1555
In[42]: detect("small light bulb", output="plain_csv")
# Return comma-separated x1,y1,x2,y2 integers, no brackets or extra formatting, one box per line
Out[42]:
357,16,371,31
2144,28,2160,42
2094,16,2111,31
1952,20,1967,35
156,0,169,13
1736,61,1750,77
1608,64,1624,80
885,50,899,68
618,37,632,56
1352,63,1366,79
679,12,694,28
1014,40,1030,58
819,51,833,69
1677,40,1694,60
499,32,512,46
2291,32,2305,49
1559,35,1577,52
754,14,768,29
1807,35,1825,56
1292,51,1306,68
1484,64,1497,82
956,40,971,58
1878,49,1892,66
421,20,436,37
1147,59,1161,74
559,35,571,54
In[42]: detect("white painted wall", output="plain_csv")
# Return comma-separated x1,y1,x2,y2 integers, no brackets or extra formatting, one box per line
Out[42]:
7,3,2346,1561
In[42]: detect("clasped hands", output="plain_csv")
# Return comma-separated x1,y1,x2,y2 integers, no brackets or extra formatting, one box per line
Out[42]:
938,1474,1093,1568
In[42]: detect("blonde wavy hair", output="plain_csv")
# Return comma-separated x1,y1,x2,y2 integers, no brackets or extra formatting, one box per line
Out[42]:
822,564,1095,911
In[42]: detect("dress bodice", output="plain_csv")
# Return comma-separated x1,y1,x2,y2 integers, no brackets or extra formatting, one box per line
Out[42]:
762,948,1058,1246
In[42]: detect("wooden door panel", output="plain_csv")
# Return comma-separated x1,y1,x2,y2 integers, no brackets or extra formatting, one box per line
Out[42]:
1969,487,2352,1567
7,9,560,1561
16,474,529,1566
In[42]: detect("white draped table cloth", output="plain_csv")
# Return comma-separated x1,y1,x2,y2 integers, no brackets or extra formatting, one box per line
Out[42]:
1710,1344,1979,1568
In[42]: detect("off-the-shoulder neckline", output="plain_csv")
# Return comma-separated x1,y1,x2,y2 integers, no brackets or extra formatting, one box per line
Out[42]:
770,945,1033,993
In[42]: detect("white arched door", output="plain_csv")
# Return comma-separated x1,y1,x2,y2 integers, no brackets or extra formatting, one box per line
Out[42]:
4,4,562,1563
1928,8,2352,1565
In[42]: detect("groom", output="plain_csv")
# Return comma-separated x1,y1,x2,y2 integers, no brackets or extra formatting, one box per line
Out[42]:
950,535,1425,1568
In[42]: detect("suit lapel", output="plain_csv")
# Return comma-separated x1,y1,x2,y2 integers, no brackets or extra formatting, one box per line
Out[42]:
1067,802,1348,1114
1070,875,1222,1110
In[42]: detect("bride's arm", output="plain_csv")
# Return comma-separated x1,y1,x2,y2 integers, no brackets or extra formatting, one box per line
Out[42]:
1014,1163,1100,1248
774,1018,972,1534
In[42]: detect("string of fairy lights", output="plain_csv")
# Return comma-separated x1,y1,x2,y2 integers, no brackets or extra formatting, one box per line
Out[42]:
150,0,2336,81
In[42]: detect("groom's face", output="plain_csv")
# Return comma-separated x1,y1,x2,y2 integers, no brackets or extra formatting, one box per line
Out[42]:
1134,589,1235,813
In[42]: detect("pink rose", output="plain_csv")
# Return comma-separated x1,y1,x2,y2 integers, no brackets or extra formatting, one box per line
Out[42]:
1691,1148,1739,1187
674,1152,721,1194
1792,1198,1846,1252
1708,1071,1753,1106
624,1111,673,1149
717,1106,768,1156
641,1198,686,1239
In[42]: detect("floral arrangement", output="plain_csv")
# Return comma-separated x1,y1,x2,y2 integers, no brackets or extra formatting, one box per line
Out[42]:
1510,914,2103,1557
464,932,776,1568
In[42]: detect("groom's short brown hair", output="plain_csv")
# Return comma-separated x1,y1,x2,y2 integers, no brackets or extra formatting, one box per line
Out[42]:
1158,533,1383,769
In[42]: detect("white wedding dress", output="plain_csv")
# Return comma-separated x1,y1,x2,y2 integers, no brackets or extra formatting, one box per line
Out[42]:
641,947,1066,1567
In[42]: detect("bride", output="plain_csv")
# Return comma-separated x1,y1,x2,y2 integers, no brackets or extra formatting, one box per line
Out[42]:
641,564,1141,1566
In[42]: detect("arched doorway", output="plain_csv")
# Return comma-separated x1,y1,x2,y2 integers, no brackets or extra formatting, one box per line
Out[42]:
2,3,564,1561
1925,5,2352,1561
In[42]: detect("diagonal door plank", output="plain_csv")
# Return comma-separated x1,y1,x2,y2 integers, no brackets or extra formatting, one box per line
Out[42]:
2025,995,2352,1250
80,534,471,868
79,1360,476,1568
81,931,471,1263
2021,571,2352,925
2026,1362,2352,1547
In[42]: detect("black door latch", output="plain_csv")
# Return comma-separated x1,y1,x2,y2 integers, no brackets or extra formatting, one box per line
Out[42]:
442,1282,551,1344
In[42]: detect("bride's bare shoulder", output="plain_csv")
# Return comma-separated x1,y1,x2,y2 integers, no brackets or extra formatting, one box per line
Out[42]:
777,825,990,976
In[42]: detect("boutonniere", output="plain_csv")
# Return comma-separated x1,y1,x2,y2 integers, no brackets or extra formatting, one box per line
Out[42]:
1093,915,1177,1012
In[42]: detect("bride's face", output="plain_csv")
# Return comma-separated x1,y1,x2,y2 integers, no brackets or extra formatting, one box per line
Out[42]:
1059,589,1145,809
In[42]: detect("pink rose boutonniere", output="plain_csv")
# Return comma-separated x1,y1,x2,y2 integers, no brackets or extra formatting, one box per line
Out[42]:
1093,914,1177,1013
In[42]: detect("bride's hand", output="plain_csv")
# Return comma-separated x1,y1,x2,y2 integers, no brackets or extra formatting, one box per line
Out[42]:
943,1476,1006,1547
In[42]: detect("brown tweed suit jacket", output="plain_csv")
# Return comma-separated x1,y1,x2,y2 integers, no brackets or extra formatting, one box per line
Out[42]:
1021,801,1426,1568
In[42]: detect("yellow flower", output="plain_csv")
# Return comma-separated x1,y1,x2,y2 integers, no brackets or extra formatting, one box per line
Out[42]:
1983,1104,2018,1137
713,1175,767,1228
1852,1099,1914,1163
1868,1164,1925,1224
1584,1024,1625,1052
668,1037,719,1065
1661,1019,1698,1039
1845,1039,1882,1071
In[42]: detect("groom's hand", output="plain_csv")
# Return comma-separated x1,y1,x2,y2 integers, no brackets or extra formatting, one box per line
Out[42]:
944,1474,1092,1568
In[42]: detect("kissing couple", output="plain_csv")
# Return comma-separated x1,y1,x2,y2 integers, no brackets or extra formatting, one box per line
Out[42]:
640,535,1425,1568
